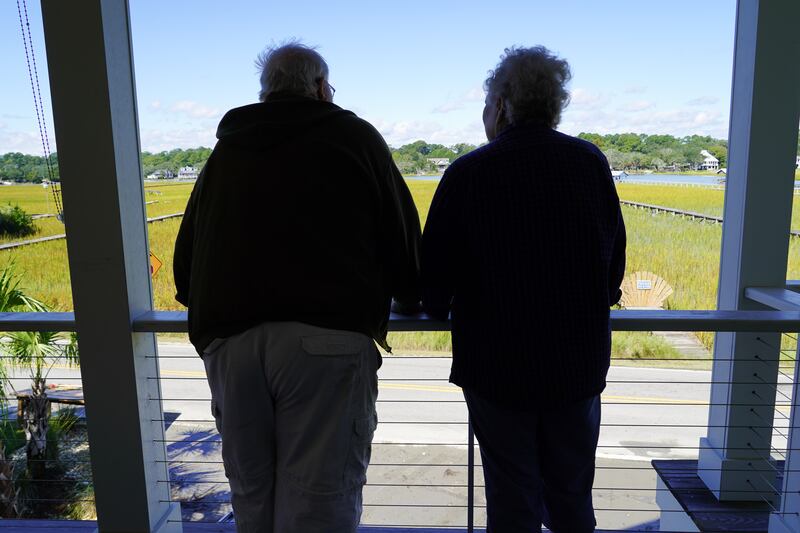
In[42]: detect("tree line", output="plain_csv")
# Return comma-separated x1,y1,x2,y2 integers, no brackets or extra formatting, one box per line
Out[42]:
578,133,729,171
390,140,478,175
0,148,214,183
0,152,59,182
0,143,478,181
1,132,798,182
141,147,212,177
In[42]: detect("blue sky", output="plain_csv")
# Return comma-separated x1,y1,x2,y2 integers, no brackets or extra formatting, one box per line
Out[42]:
1,0,737,154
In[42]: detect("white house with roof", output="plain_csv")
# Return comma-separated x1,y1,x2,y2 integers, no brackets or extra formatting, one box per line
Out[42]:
178,166,199,179
426,157,450,172
700,150,720,171
611,170,628,181
145,169,174,180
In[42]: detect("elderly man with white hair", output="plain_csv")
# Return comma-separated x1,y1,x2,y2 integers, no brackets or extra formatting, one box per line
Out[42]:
422,46,626,533
174,41,421,532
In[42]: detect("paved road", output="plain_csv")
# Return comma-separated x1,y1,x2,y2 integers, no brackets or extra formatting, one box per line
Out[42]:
152,343,794,461
15,342,791,461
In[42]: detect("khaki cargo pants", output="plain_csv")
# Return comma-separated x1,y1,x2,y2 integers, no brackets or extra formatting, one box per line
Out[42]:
201,321,379,533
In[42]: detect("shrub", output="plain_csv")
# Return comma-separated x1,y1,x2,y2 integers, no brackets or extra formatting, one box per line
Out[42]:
0,421,25,456
45,409,79,462
0,205,36,238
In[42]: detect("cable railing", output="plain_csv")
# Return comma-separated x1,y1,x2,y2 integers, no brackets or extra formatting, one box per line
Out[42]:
2,297,800,530
128,323,800,530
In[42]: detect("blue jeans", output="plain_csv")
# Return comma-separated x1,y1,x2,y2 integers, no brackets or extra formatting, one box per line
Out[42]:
464,390,601,533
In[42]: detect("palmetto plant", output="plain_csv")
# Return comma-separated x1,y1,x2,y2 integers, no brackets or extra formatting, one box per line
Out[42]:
0,263,79,482
6,330,79,479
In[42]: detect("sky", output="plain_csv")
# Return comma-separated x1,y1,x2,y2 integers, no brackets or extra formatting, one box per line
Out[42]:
0,0,737,154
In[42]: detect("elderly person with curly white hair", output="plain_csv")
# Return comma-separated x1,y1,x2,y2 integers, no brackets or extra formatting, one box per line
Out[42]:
422,46,626,533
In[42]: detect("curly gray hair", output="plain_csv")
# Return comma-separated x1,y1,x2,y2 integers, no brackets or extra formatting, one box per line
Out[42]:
484,46,572,128
256,40,329,101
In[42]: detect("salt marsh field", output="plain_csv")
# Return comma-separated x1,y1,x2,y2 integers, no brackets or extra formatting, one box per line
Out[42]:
4,178,800,358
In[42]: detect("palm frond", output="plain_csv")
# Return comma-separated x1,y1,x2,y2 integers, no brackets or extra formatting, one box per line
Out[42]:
63,331,80,368
7,331,61,380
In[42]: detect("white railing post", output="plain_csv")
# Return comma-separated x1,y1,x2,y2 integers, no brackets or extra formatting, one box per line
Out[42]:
769,339,800,532
40,0,180,531
698,0,800,503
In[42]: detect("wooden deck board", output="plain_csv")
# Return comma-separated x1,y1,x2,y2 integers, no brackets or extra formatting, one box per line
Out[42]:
653,459,781,532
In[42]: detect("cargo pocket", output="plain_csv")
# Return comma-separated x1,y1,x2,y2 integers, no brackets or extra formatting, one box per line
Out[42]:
301,334,363,357
345,412,377,488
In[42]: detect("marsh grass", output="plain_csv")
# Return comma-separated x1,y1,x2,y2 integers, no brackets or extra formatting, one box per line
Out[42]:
617,182,800,230
7,180,798,358
616,184,725,217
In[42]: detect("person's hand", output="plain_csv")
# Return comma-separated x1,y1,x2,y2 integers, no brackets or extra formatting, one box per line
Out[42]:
391,299,423,315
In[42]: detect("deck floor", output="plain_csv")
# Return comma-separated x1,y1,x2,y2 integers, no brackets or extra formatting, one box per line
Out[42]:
652,459,780,532
0,520,657,532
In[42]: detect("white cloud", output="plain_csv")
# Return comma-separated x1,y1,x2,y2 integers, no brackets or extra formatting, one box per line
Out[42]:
629,109,724,130
371,119,441,145
620,100,655,112
0,124,55,155
686,96,720,106
432,87,485,113
561,106,727,138
0,120,215,154
369,118,485,147
622,85,648,94
167,100,221,119
150,100,162,110
140,127,217,152
568,88,611,110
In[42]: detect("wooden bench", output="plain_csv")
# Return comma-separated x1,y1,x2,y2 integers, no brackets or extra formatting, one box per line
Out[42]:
15,385,85,426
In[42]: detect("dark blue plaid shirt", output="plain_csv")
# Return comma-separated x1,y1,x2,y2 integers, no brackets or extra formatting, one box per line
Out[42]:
422,124,626,406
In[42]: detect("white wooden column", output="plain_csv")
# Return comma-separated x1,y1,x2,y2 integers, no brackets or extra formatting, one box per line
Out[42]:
698,0,800,503
770,341,800,532
40,0,180,531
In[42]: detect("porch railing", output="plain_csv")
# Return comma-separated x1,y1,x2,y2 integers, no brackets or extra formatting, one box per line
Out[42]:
2,287,800,531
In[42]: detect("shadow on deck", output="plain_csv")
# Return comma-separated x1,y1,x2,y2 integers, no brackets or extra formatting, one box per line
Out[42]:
0,521,659,532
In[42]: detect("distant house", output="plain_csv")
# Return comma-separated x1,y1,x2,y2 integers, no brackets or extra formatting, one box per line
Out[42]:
699,150,720,171
178,166,199,180
147,169,176,180
611,170,628,181
426,158,450,172
796,155,799,168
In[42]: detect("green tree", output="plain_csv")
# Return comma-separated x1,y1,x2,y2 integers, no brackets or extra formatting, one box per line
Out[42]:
708,145,727,167
603,148,625,170
577,132,606,149
651,157,666,171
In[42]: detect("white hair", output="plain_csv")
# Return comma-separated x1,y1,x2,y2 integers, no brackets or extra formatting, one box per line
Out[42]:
256,40,329,101
484,45,572,128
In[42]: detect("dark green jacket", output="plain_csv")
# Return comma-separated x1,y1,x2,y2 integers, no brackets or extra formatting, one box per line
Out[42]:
174,94,421,353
